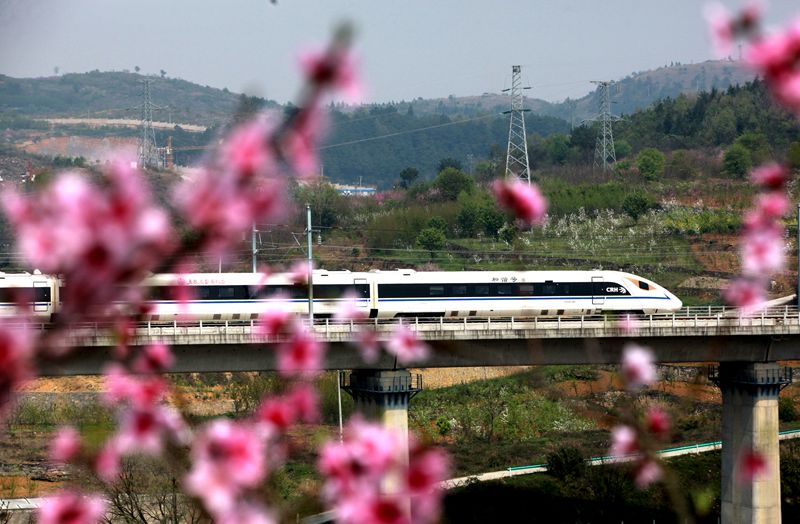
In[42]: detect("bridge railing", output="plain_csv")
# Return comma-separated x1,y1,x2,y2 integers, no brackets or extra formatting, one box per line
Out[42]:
8,305,800,342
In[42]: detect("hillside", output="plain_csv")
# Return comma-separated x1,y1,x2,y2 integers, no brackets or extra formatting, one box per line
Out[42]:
401,60,757,122
0,71,278,126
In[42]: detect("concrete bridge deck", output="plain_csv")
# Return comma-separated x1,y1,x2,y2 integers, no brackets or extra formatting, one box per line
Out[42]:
37,306,800,375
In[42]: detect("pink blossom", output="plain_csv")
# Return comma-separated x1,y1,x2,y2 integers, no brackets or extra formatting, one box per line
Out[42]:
49,426,81,464
2,162,175,322
282,108,328,177
723,278,766,315
745,18,800,113
755,191,790,219
492,179,548,226
645,407,670,438
38,491,106,524
741,229,784,275
386,325,429,365
319,418,400,499
0,323,34,422
616,313,637,335
277,328,324,377
609,425,638,458
288,260,312,285
705,2,761,57
174,162,285,253
300,47,361,102
751,163,788,189
217,503,276,524
286,383,320,424
336,496,409,524
103,365,167,409
185,419,266,515
255,384,319,432
634,459,663,489
738,448,769,482
255,397,295,433
256,304,292,338
94,440,121,482
132,343,174,374
621,344,656,390
406,446,449,496
334,292,369,322
115,406,169,455
705,3,735,57
357,330,381,364
221,118,274,178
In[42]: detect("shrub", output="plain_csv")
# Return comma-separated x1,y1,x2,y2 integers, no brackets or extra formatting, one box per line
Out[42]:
546,446,587,481
636,148,665,181
780,396,798,422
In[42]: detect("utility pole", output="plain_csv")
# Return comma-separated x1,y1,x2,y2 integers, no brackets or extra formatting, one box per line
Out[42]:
251,223,257,273
137,78,161,168
591,80,619,172
306,204,314,324
502,65,532,184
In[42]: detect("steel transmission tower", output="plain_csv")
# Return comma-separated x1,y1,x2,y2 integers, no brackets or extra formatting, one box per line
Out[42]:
137,79,160,168
591,80,619,171
503,65,532,184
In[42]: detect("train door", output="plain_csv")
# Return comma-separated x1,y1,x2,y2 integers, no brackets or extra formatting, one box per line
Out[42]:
33,280,51,313
353,278,373,318
591,276,605,306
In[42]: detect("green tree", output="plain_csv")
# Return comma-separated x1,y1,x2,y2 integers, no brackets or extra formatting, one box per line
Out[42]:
666,149,696,179
723,143,752,177
636,148,665,181
416,227,446,258
546,447,587,481
398,167,419,189
787,141,800,171
622,193,656,222
545,133,570,165
428,216,447,233
735,131,771,165
614,139,632,159
479,205,505,239
294,181,349,229
437,157,462,173
433,167,475,201
457,201,480,237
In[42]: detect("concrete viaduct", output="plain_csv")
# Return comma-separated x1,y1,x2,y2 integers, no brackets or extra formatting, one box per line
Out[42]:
37,306,800,523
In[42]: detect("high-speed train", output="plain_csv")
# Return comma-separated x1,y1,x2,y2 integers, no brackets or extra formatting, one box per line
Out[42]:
0,269,682,321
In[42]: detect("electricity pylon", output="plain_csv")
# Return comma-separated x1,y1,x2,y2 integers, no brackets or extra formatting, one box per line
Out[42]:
503,65,532,184
137,78,161,168
591,80,619,171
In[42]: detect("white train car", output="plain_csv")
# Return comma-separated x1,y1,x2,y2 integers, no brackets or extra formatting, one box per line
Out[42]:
0,271,58,319
142,271,372,321
370,269,681,318
0,269,681,321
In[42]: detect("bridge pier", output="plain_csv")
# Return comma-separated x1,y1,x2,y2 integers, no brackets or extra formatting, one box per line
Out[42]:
340,369,422,465
714,362,792,524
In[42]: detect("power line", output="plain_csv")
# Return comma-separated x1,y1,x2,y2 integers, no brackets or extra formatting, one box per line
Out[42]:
319,113,498,150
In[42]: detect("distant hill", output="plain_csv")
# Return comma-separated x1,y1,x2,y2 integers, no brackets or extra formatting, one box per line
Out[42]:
0,71,279,126
398,60,757,123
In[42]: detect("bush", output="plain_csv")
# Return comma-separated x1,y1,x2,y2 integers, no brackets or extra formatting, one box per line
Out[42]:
780,396,798,422
636,148,665,181
723,143,752,177
546,446,587,480
622,193,657,222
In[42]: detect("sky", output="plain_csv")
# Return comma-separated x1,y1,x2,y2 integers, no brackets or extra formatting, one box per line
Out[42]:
0,0,798,104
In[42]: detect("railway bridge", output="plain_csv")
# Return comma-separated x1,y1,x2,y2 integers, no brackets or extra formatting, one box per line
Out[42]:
37,306,800,524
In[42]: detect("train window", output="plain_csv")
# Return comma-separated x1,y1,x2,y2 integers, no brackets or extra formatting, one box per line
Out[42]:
34,287,51,302
429,285,444,296
519,284,534,296
452,285,467,296
543,283,557,296
475,285,490,296
497,284,514,296
639,281,650,290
